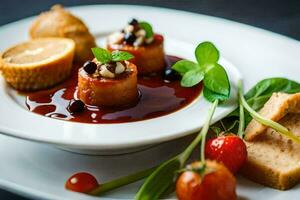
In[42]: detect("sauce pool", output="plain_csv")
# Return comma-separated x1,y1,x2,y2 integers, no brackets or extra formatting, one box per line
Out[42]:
25,56,202,123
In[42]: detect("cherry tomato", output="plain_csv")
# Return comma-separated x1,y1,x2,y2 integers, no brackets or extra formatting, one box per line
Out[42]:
205,135,247,173
65,172,99,193
176,160,237,200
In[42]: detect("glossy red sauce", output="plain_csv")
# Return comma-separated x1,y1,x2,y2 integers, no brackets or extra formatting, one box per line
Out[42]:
25,56,202,123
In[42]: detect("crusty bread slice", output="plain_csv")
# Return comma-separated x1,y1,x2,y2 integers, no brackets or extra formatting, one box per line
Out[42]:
245,92,300,141
242,113,300,190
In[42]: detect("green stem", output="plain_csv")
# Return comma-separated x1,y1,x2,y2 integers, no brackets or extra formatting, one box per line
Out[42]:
89,167,156,196
179,99,218,163
238,80,300,145
238,81,245,138
88,95,219,197
200,99,219,162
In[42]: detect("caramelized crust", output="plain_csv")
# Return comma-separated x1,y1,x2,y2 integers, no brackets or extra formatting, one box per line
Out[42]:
245,92,300,141
30,5,96,63
242,113,300,190
107,35,165,74
0,38,75,91
78,61,138,106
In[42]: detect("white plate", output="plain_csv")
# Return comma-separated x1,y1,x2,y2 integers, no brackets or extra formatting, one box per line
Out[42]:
1,4,300,200
2,133,299,200
0,6,241,154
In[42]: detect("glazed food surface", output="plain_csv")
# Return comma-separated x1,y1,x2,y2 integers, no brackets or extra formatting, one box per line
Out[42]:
25,56,202,123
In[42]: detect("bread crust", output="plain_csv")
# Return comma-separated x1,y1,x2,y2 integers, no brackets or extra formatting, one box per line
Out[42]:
245,92,300,141
30,5,96,63
0,38,75,91
242,112,300,190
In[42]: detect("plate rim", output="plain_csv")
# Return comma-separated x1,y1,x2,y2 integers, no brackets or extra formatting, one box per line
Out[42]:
0,5,242,150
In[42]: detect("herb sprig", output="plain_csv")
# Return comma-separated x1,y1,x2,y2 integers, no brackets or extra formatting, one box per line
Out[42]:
91,47,134,63
135,42,230,200
139,21,154,39
172,42,230,102
83,42,231,200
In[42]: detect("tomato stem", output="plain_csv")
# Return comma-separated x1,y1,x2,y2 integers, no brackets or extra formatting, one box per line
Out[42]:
238,80,245,138
200,99,219,162
238,80,300,144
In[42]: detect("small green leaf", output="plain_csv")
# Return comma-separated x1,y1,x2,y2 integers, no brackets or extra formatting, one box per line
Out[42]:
203,63,230,96
172,60,199,75
139,21,154,38
135,157,181,200
91,47,112,63
111,51,134,62
226,77,300,128
203,87,229,102
181,69,204,87
195,42,219,65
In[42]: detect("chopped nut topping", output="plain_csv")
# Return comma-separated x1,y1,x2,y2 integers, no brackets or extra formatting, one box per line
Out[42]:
100,66,115,78
86,61,128,79
108,19,154,47
115,62,125,74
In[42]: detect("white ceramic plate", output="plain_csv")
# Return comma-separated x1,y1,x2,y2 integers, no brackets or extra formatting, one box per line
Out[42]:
1,4,300,200
0,6,241,154
0,132,299,200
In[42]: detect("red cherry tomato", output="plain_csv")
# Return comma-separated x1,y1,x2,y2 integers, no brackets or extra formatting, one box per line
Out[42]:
65,172,99,193
154,34,164,42
176,160,237,200
205,135,247,173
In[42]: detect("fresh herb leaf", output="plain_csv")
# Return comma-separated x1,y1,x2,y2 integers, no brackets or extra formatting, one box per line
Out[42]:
181,69,204,87
172,60,199,75
91,47,112,63
195,42,219,65
139,21,154,38
91,48,134,64
245,78,300,109
238,80,300,144
172,41,230,103
203,63,230,96
135,100,219,200
135,157,181,200
111,51,134,62
203,87,228,102
225,77,300,130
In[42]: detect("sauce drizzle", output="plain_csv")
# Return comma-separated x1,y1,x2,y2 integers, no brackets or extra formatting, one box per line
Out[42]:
25,56,202,123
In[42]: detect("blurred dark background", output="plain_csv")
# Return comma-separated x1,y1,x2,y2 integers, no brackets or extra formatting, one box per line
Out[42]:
0,0,299,199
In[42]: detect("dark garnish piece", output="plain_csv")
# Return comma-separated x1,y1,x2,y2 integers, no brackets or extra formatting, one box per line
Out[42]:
83,61,97,74
106,62,117,73
163,68,181,81
129,18,138,26
68,99,85,113
65,172,99,193
124,33,137,45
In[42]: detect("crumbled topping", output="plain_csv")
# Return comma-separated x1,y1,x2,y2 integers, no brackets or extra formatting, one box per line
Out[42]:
108,19,154,47
85,61,128,79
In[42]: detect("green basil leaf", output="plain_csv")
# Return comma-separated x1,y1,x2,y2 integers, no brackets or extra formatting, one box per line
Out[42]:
195,42,219,65
135,157,181,200
172,60,199,75
203,86,229,102
226,77,300,127
203,63,230,96
181,68,204,87
245,77,300,102
139,21,154,38
111,51,134,62
91,47,112,63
